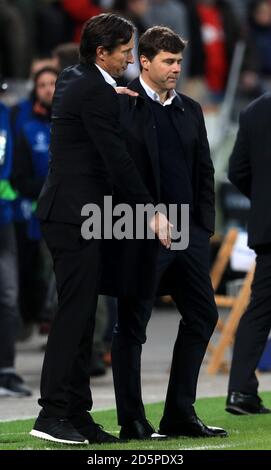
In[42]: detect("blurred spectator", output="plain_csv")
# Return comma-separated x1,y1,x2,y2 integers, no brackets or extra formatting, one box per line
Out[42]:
61,0,103,42
182,0,240,102
10,87,38,329
113,0,190,82
227,0,252,21
248,0,271,78
0,0,29,78
11,1,73,76
12,0,45,76
114,0,148,36
143,0,190,80
51,42,79,71
0,80,31,397
11,67,58,330
144,0,189,40
239,0,271,100
31,44,79,77
10,93,35,329
30,58,57,77
36,1,74,57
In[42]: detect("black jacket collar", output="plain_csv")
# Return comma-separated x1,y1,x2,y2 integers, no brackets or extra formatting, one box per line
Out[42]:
79,62,107,84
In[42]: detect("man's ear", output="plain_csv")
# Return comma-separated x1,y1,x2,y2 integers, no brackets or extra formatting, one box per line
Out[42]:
96,46,108,61
140,55,149,72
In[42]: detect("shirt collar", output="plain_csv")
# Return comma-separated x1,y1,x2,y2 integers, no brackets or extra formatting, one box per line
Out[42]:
139,76,177,106
95,64,117,88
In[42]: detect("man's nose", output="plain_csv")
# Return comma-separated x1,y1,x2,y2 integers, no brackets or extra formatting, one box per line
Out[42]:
128,52,134,64
172,63,181,73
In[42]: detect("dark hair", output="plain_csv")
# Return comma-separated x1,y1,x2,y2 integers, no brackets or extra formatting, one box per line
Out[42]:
138,26,186,65
31,66,58,102
79,13,135,65
33,66,58,85
52,43,79,71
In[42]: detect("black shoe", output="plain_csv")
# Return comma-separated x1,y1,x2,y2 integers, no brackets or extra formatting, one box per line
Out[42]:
75,422,119,444
120,419,166,440
69,410,95,428
30,415,89,445
70,411,118,443
0,373,32,397
159,415,228,438
226,392,271,415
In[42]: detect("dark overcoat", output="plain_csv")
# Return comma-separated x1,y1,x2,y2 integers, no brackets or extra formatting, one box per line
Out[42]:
100,78,215,298
228,92,271,249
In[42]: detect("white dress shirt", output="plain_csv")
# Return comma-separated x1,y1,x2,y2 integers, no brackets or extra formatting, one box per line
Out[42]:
95,63,117,88
139,76,177,106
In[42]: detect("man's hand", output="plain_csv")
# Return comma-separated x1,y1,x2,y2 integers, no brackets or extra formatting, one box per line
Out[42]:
115,87,138,97
149,212,173,249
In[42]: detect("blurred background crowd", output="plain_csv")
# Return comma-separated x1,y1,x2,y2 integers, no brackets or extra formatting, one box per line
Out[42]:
1,0,271,398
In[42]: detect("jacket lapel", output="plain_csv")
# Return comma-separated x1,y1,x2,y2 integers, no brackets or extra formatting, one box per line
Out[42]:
128,78,160,198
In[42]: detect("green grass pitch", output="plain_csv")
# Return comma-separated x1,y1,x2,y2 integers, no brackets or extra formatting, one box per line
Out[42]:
1,393,271,450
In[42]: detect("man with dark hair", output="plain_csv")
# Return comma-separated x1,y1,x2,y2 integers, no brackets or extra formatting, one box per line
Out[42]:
30,13,170,445
102,26,227,440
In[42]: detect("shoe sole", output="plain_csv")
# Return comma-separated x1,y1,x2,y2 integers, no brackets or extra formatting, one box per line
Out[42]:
159,428,228,438
30,429,89,445
225,405,250,415
120,433,168,441
160,432,228,438
151,433,168,439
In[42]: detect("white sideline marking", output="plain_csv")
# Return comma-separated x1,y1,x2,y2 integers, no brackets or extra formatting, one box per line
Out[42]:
180,443,242,450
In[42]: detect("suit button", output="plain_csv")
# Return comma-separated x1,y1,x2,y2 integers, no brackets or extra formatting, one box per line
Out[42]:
153,125,156,129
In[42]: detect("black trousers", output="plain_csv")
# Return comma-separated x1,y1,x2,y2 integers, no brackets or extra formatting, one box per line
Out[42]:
228,252,271,395
38,222,101,418
112,223,218,426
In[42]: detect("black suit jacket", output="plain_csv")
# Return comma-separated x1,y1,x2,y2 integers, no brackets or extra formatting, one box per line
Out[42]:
118,78,215,231
100,78,215,298
37,63,153,225
228,92,271,249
